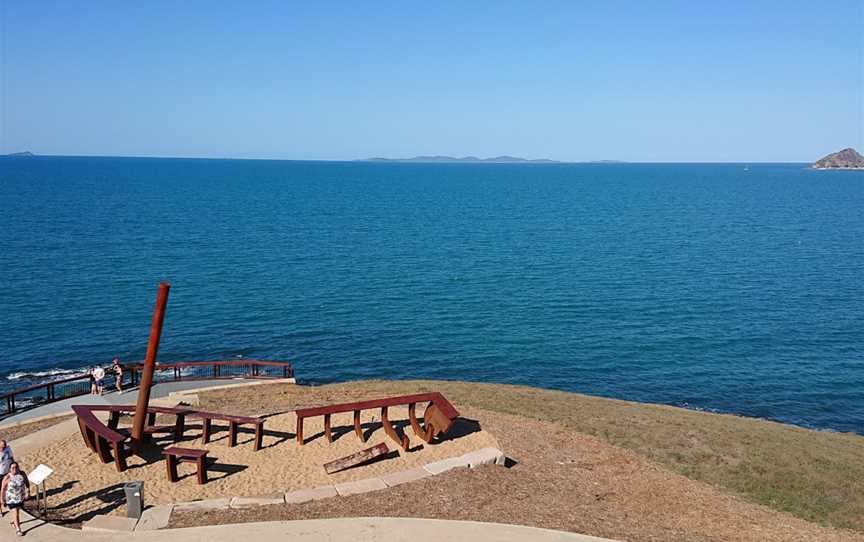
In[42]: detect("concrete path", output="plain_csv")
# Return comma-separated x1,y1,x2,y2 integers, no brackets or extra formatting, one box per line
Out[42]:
0,513,618,541
1,379,283,425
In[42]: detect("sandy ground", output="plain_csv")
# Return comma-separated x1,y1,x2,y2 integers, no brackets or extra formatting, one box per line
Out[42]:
22,405,497,524
173,406,864,542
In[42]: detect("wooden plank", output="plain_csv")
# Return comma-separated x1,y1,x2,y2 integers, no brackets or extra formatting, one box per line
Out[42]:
323,443,390,474
163,446,208,457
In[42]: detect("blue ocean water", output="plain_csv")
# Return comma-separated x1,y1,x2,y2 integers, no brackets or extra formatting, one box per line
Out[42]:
0,157,862,433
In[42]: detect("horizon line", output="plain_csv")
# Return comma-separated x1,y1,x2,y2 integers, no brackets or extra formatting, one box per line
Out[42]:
1,152,814,164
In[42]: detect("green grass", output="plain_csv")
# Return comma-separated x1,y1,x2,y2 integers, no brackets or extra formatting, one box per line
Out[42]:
221,379,864,531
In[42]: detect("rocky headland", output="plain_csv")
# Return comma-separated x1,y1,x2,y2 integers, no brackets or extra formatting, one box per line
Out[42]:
812,148,864,169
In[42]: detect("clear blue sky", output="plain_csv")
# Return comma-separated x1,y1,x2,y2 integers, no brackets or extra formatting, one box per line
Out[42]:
1,1,862,161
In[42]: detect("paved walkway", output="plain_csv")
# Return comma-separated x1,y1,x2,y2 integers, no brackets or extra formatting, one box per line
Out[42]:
0,514,618,541
1,379,284,425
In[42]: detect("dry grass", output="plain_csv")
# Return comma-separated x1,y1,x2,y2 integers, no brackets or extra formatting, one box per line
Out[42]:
198,380,864,532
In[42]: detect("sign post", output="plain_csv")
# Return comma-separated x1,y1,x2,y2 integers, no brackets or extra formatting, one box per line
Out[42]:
28,464,53,514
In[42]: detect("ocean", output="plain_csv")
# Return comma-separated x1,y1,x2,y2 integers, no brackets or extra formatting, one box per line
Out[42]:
0,156,862,433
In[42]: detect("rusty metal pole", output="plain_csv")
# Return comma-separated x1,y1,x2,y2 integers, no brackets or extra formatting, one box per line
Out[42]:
131,282,171,446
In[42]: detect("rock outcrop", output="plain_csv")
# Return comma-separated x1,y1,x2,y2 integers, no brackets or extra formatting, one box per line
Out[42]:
812,148,864,169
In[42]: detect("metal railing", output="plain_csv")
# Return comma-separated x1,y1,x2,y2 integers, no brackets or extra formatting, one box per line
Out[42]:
127,359,294,386
0,359,293,418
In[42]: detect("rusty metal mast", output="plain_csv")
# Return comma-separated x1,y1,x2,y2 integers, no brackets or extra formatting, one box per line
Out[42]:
131,282,170,446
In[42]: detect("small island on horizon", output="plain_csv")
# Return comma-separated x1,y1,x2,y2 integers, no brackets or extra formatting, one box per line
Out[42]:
358,156,629,164
360,155,560,163
812,148,864,169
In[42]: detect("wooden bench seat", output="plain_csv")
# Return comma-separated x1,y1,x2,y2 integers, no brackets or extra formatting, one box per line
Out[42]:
294,392,460,451
187,411,265,451
162,447,209,484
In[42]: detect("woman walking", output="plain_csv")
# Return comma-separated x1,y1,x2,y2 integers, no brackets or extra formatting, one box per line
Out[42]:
2,462,29,536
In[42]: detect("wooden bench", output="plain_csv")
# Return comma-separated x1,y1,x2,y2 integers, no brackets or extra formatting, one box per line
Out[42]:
187,411,265,451
72,405,129,472
162,447,209,484
294,392,460,451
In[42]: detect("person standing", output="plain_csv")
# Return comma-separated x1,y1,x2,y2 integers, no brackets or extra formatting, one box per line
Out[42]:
93,365,106,396
2,462,28,536
89,368,97,395
0,440,13,513
111,357,124,394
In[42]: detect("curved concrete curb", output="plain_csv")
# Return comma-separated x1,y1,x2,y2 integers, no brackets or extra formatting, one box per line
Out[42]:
3,514,621,541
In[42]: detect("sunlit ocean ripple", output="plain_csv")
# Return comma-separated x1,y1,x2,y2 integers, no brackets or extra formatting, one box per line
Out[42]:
1,157,862,433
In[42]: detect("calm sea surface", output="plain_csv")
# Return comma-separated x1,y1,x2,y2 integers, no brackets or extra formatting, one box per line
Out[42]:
1,157,862,432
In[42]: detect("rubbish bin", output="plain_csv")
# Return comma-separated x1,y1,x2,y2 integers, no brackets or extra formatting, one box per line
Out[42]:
123,481,144,519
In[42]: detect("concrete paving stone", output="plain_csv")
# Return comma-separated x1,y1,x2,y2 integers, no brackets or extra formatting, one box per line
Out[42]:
334,477,388,496
423,456,470,475
172,498,232,512
135,504,174,531
460,447,506,468
380,467,432,487
81,515,138,532
284,485,338,504
230,493,286,507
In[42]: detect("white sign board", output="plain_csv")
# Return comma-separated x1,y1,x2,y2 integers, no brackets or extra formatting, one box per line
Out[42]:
28,464,53,486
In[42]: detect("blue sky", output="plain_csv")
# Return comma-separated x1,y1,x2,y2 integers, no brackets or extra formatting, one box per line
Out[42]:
1,1,862,161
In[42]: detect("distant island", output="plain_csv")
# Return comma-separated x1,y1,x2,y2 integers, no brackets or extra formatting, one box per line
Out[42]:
812,148,864,169
361,155,559,163
4,151,34,157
